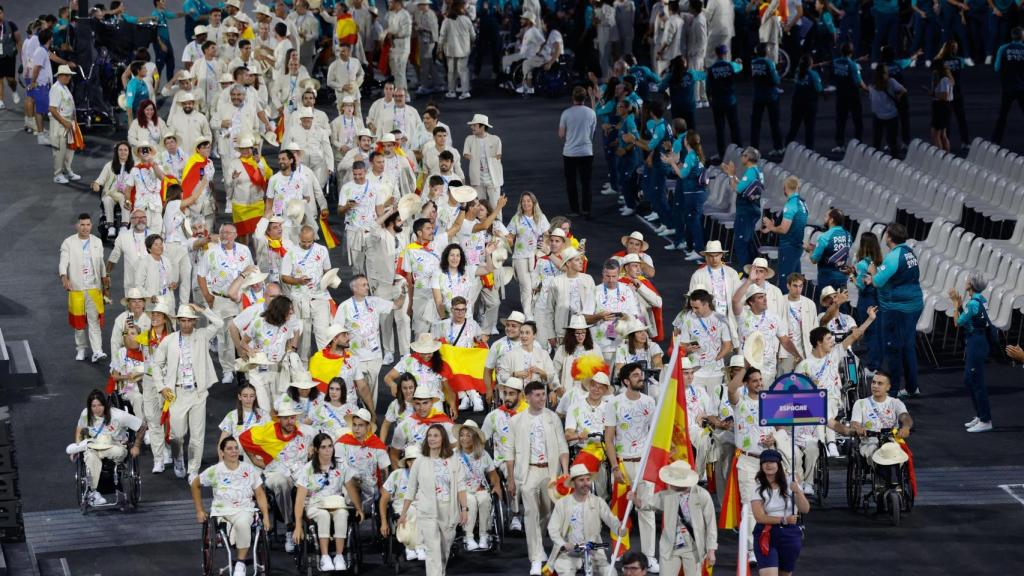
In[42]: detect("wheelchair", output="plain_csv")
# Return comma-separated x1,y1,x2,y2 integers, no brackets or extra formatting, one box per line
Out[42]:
73,432,141,514
533,55,575,99
380,510,407,574
811,440,830,507
294,505,365,575
97,197,124,245
845,430,914,526
451,490,508,555
201,512,272,576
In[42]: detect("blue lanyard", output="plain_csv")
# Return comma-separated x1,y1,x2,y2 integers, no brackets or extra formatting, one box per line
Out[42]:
299,247,315,266
602,284,619,306
245,410,256,427
696,315,713,339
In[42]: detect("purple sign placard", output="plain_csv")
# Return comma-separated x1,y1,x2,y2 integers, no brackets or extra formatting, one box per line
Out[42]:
758,390,828,426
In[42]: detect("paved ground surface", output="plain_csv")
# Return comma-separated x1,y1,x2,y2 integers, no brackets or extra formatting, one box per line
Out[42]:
2,2,1024,575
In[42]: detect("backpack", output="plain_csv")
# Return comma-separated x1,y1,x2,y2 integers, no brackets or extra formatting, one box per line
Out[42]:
740,178,765,203
695,165,712,189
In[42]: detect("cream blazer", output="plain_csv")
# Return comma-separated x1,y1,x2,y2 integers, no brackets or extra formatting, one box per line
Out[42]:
779,296,816,359
652,486,718,561
689,264,741,338
497,344,558,390
152,308,224,393
406,455,465,522
59,234,107,291
543,274,596,341
505,410,568,485
547,493,620,564
135,255,180,301
462,133,504,189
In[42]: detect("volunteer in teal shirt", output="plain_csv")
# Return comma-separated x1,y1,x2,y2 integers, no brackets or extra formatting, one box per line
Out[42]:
870,223,923,397
951,276,993,431
763,177,808,286
809,208,851,294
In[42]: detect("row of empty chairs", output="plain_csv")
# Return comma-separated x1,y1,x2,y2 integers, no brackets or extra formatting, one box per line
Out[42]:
966,137,1024,184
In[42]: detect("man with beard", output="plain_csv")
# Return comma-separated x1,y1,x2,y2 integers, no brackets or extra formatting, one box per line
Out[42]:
333,275,406,405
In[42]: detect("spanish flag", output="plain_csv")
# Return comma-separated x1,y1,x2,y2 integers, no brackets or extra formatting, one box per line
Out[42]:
309,347,350,392
410,408,453,426
239,420,302,466
233,200,265,236
161,175,179,204
68,289,105,329
378,38,391,75
180,152,210,200
718,449,742,529
571,439,606,473
894,433,917,498
609,461,631,556
275,116,286,147
335,13,358,46
160,397,173,442
268,236,287,258
337,431,388,451
438,343,487,394
619,275,665,342
641,346,694,491
241,155,272,190
320,215,341,249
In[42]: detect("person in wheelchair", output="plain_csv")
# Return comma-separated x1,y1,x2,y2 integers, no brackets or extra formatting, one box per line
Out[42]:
381,445,425,561
191,436,272,576
108,324,146,413
546,464,620,576
796,309,877,459
454,420,502,551
90,141,134,239
817,287,857,339
792,425,820,495
71,389,145,506
831,370,912,481
335,408,390,509
295,432,365,572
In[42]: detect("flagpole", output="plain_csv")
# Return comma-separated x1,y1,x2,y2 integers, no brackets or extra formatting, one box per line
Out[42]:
604,342,683,576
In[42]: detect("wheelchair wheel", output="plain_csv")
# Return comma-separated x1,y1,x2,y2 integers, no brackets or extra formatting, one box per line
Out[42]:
814,443,829,506
491,493,507,550
75,457,89,515
347,511,363,575
900,465,915,512
886,490,901,527
776,48,791,78
845,450,862,511
253,519,271,575
201,517,229,576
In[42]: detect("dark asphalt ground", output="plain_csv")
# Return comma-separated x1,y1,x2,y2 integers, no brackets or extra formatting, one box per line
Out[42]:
2,2,1024,575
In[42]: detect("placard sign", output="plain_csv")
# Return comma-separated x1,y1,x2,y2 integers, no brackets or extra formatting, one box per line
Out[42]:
758,372,827,426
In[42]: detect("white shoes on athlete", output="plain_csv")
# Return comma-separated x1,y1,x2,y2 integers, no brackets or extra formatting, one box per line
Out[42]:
967,421,993,433
530,561,543,575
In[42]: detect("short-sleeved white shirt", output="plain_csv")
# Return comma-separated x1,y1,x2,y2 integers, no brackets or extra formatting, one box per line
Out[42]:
200,461,263,516
674,311,731,372
604,392,656,458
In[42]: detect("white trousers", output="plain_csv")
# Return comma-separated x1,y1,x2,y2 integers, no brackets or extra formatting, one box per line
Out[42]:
265,468,295,527
164,242,193,305
418,503,456,576
659,535,699,576
521,467,554,562
74,293,104,354
736,453,760,551
371,279,410,357
417,42,440,89
512,258,535,317
168,387,207,475
389,49,410,90
446,57,470,94
102,191,127,224
217,510,255,550
142,377,169,463
622,460,656,558
298,298,333,360
248,366,285,414
464,489,491,539
84,445,127,490
53,135,75,177
309,504,350,540
212,295,239,377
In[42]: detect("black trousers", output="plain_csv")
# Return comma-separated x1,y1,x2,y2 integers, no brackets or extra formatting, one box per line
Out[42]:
836,90,864,147
786,95,818,151
564,155,594,215
993,91,1024,144
751,98,783,152
711,101,743,158
951,89,969,147
872,115,899,153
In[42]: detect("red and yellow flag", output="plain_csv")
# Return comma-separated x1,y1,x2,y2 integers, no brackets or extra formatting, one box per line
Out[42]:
571,440,606,474
309,348,350,392
337,432,388,451
319,216,341,249
161,175,180,204
641,347,693,491
438,343,487,394
68,289,105,330
239,421,301,466
335,13,358,45
718,449,742,529
232,199,265,237
240,155,272,191
160,397,173,442
609,461,631,557
180,152,209,200
894,433,917,498
619,275,665,342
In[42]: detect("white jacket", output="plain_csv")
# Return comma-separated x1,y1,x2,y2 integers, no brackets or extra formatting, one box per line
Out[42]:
438,15,476,59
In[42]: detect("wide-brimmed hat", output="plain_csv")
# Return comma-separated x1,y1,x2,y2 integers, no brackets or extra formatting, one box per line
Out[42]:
222,25,239,35
133,140,156,157
743,284,767,304
412,387,440,402
396,510,418,546
450,185,477,203
453,419,485,444
218,72,235,84
340,95,357,106
872,442,909,466
501,311,526,326
819,286,839,305
401,444,422,465
520,12,536,24
234,351,271,372
743,257,776,279
194,135,211,149
262,129,280,148
275,401,303,418
397,194,422,221
344,408,377,435
297,106,315,119
242,270,268,289
235,135,256,149
194,25,209,35
584,371,611,394
320,268,342,291
466,114,492,128
410,333,441,354
547,474,573,502
569,464,592,480
499,377,524,392
300,78,321,93
680,356,698,371
255,3,273,16
56,64,75,77
289,378,319,390
284,141,304,153
176,305,199,319
659,460,699,488
320,494,347,511
560,247,583,269
285,198,306,221
620,252,655,277
120,287,148,306
729,355,746,369
88,435,117,451
567,314,590,331
325,323,350,345
743,331,766,371
700,240,728,256
179,91,197,102
356,128,374,139
161,131,178,144
149,300,175,320
379,133,397,144
620,231,649,252
617,317,647,337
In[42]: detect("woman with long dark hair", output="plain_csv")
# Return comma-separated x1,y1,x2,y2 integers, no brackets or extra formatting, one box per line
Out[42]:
431,243,481,320
90,142,135,237
74,389,142,506
661,55,703,129
382,373,418,444
128,99,168,153
750,449,810,576
929,62,955,152
664,130,709,257
553,315,598,414
853,232,884,371
293,432,360,572
238,295,297,414
385,334,446,401
218,382,269,445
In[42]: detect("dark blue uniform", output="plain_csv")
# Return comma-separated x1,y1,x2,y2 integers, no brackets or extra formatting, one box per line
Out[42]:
993,40,1024,144
832,56,864,148
750,57,783,152
707,59,744,157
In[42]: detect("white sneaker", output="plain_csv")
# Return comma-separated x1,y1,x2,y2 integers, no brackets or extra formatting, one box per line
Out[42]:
320,556,335,572
965,57,976,67
37,134,50,146
459,92,472,99
530,561,543,575
91,352,108,363
478,535,489,549
644,212,660,222
600,187,618,196
870,62,878,70
75,349,87,361
509,516,522,531
107,227,117,239
164,452,174,465
458,394,471,411
222,371,235,385
803,482,815,496
333,555,347,571
11,92,19,105
67,171,82,181
648,558,661,573
897,389,910,399
620,207,635,216
515,85,526,94
405,548,418,561
465,537,479,551
830,146,845,154
173,458,186,478
964,417,980,428
383,351,394,364
653,224,667,234
685,251,703,261
827,442,840,458
471,394,485,412
232,561,247,576
664,243,684,251
152,461,165,474
89,491,108,506
601,182,613,191
985,55,993,66
285,532,296,553
445,91,457,99
657,227,675,237
54,174,69,184
0,101,5,110
415,548,427,561
967,421,993,433
225,203,233,214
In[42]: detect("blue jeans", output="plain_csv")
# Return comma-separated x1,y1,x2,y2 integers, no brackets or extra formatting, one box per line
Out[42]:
966,6,992,58
840,10,862,54
775,243,803,287
964,332,991,421
733,201,761,271
672,190,707,250
882,308,921,395
643,160,671,223
603,133,619,191
857,289,883,371
872,12,899,62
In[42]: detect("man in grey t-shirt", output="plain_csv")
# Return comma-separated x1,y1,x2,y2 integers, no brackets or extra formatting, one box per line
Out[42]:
558,86,597,217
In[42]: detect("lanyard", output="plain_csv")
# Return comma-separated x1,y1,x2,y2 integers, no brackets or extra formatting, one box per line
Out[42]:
299,246,315,266
788,304,802,326
245,410,256,427
813,354,831,383
90,421,105,438
696,315,713,339
602,284,620,306
867,398,889,427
